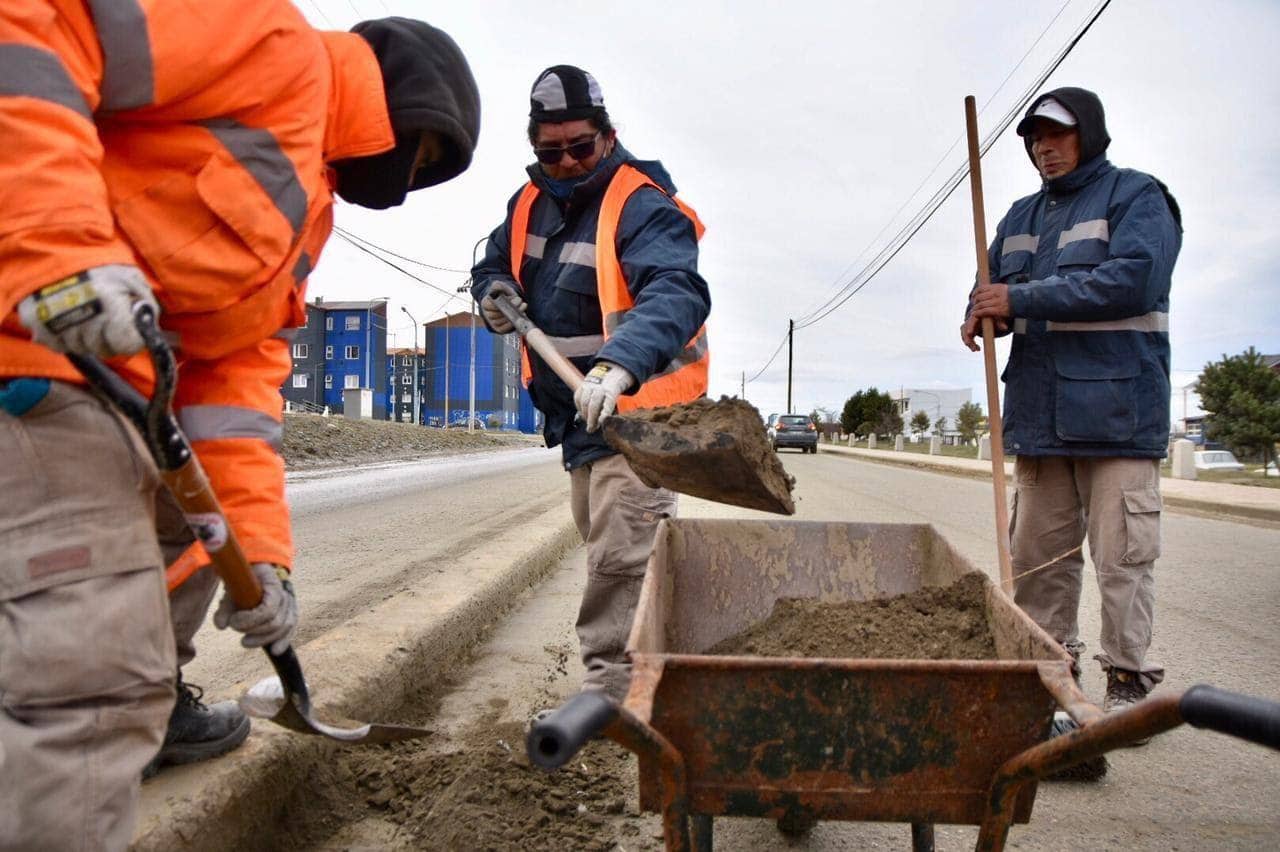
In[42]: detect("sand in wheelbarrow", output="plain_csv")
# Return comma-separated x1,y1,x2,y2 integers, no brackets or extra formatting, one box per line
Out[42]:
708,572,997,660
607,396,796,515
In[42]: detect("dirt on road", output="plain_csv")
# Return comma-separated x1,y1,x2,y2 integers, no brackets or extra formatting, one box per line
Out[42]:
282,413,544,470
708,572,997,660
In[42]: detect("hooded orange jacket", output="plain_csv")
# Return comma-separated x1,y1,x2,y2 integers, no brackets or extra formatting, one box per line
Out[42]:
0,1,396,571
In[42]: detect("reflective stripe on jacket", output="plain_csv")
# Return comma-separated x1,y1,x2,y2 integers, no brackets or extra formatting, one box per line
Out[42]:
509,164,709,412
0,1,396,568
982,155,1181,457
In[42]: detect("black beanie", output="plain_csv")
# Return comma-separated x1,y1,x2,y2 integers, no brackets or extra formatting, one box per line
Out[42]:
1016,86,1110,166
529,65,604,123
333,17,481,208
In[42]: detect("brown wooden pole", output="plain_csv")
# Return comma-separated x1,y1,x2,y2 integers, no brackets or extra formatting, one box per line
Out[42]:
964,95,1014,591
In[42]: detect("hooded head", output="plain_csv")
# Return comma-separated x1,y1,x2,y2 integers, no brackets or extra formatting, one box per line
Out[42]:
331,17,481,209
1016,87,1110,174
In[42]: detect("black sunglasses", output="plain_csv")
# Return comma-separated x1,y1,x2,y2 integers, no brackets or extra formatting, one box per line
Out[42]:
532,132,601,165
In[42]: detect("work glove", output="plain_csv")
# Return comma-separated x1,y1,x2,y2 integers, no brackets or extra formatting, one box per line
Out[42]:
213,563,299,656
17,264,157,357
574,361,634,433
479,280,527,334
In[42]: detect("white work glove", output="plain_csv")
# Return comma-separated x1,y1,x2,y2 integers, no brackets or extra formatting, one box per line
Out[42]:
17,264,157,357
479,280,527,334
213,563,299,656
574,361,634,432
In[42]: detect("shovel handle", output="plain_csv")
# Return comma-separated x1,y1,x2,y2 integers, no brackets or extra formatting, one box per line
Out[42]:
526,691,618,770
492,293,585,391
1181,684,1280,750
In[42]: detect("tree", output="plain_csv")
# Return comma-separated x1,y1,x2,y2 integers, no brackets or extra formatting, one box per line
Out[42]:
842,388,894,437
956,401,984,445
840,391,865,436
910,410,931,438
878,407,904,438
1196,347,1280,468
934,415,948,435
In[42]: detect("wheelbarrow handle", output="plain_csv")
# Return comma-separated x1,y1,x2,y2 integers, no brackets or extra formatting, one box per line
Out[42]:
526,690,618,770
1181,684,1280,750
491,293,586,392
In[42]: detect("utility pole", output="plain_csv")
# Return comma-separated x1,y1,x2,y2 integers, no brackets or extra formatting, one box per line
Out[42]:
400,306,418,425
786,319,794,414
444,311,451,427
457,283,476,432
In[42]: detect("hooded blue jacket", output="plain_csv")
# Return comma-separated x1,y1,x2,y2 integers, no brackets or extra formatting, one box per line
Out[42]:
471,145,710,469
978,152,1182,457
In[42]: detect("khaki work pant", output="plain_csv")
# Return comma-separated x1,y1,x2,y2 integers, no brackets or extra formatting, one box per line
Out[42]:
154,491,219,669
1010,455,1165,689
569,453,676,701
0,382,175,852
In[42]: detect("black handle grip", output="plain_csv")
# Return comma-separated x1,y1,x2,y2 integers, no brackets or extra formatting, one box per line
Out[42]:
1181,684,1280,750
525,691,617,770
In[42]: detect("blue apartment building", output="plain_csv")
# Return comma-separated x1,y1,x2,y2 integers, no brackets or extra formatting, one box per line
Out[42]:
281,298,389,418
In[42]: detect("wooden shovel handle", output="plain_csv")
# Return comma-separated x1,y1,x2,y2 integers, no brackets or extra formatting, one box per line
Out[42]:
492,293,586,391
964,95,1014,591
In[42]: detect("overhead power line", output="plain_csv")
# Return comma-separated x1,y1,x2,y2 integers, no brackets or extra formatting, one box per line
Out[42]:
745,330,790,385
792,0,1111,332
333,226,472,274
331,229,464,302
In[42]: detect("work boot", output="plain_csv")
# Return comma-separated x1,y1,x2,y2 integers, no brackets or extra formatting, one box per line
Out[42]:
1104,667,1152,746
143,675,251,779
1044,712,1107,782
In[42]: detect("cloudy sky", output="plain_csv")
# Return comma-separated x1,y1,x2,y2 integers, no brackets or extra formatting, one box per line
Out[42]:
300,0,1279,422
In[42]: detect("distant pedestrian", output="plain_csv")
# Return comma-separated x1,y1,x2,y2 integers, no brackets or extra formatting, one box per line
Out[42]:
471,66,710,701
963,87,1182,724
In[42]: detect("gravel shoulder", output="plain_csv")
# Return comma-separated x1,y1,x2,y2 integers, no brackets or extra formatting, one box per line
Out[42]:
283,413,545,470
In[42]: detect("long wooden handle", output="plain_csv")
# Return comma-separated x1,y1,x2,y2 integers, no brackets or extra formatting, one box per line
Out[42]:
492,293,586,391
964,95,1014,591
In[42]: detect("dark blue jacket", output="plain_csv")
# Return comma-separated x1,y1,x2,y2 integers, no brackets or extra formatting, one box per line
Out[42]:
471,146,710,469
979,154,1181,457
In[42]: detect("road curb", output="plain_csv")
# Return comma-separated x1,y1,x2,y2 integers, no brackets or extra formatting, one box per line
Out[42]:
821,446,1280,525
132,511,581,852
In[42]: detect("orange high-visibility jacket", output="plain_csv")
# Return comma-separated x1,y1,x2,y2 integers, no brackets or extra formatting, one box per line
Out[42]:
0,1,397,571
509,163,709,411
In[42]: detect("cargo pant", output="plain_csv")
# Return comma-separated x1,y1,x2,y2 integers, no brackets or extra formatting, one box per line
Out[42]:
0,382,175,852
569,453,676,701
1009,456,1165,689
154,492,219,669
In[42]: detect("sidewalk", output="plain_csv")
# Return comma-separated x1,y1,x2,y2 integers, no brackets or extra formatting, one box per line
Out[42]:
820,443,1280,524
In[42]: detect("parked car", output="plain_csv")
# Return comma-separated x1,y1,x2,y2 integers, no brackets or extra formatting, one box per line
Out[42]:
770,414,818,453
446,417,486,430
1194,450,1244,471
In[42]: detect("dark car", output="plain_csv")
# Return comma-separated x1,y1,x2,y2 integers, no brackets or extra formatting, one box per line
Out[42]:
770,414,818,453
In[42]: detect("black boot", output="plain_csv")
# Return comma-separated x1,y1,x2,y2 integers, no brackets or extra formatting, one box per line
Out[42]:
143,673,251,779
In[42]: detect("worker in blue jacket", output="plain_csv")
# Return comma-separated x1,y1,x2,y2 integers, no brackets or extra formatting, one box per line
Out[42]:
964,87,1182,726
471,66,710,701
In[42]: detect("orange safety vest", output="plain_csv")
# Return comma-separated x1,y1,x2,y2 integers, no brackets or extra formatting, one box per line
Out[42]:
0,3,395,572
508,163,709,412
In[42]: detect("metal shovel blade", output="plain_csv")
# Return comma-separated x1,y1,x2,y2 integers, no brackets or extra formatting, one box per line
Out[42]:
602,397,796,515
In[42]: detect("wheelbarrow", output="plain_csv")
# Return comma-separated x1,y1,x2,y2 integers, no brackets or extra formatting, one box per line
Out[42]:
527,519,1280,851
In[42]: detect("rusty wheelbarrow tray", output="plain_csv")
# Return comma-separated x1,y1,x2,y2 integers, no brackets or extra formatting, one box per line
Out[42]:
528,519,1280,851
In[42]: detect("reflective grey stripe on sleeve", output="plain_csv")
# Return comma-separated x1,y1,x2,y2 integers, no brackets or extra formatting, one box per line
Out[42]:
292,252,312,285
202,118,307,235
1047,311,1168,333
559,241,597,268
1013,318,1028,334
179,406,283,452
1001,234,1039,255
0,45,92,118
603,311,625,335
654,328,709,377
525,234,547,260
272,327,299,341
87,0,153,110
1057,218,1109,248
546,334,603,358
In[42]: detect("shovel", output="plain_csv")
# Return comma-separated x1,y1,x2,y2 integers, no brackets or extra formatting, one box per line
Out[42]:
490,294,795,514
70,303,430,744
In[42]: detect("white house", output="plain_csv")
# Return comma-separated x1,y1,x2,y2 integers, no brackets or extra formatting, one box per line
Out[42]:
891,387,972,442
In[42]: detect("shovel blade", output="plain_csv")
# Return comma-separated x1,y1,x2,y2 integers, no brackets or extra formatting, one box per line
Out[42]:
242,674,432,744
602,398,796,515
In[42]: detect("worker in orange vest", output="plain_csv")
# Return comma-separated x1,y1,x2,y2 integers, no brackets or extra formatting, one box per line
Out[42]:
470,66,710,702
0,3,478,847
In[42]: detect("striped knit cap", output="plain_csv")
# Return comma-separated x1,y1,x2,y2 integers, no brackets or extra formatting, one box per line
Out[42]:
529,65,604,122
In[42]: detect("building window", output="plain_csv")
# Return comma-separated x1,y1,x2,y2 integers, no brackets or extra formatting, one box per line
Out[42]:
345,315,361,331
325,345,333,359
402,393,412,402
325,316,333,331
292,374,308,388
344,374,360,389
324,374,332,389
344,345,359,359
401,374,412,385
292,343,309,359
402,354,413,366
